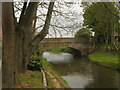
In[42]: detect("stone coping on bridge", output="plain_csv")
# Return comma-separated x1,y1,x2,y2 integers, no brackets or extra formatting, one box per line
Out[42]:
41,38,90,43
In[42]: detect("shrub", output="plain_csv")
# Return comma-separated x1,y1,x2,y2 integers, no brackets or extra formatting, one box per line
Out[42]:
33,45,42,56
75,28,91,38
27,55,42,71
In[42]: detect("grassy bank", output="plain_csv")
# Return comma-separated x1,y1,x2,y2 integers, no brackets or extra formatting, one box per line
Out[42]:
48,46,73,53
89,51,119,70
48,46,81,56
18,70,43,88
41,57,69,88
18,57,69,88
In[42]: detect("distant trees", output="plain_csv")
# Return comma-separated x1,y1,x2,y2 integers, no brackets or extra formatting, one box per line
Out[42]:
74,28,91,39
83,2,119,51
2,1,54,88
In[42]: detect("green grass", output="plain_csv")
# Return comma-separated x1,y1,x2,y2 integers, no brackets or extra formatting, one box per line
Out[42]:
40,56,52,71
47,46,81,57
18,71,43,88
89,51,119,70
47,46,73,53
117,43,120,48
18,56,69,88
41,57,69,88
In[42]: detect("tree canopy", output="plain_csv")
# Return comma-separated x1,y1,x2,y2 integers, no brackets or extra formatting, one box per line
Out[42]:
83,2,119,50
74,28,91,38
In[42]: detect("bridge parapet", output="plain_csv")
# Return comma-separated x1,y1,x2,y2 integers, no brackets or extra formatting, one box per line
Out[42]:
40,38,92,56
41,38,90,43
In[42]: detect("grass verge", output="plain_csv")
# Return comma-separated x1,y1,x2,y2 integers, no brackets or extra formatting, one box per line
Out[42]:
41,57,69,88
17,56,69,88
18,70,43,88
89,51,119,70
47,46,73,53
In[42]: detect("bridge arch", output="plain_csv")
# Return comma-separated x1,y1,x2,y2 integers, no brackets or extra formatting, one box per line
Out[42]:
40,38,90,56
43,46,81,57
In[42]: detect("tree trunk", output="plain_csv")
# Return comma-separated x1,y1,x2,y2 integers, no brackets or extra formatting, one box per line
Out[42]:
15,2,39,72
21,3,38,72
21,1,55,72
15,28,23,73
110,32,119,51
2,2,16,88
2,1,55,87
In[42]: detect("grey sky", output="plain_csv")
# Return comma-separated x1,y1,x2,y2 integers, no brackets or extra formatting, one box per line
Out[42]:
10,0,119,38
34,1,84,38
1,0,119,2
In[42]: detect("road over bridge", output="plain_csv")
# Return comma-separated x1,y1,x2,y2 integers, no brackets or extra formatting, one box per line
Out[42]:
40,38,93,56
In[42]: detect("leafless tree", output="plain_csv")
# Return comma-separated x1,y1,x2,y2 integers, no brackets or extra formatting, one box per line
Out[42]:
2,1,54,87
14,1,83,38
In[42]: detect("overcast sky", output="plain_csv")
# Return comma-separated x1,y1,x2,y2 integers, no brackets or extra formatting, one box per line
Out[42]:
35,1,84,38
13,1,84,38
50,2,83,38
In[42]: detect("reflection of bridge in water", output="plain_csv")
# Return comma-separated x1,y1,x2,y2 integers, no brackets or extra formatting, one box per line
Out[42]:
40,38,93,56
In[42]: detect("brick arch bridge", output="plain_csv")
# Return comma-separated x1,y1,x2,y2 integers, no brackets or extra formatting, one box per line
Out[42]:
40,38,93,56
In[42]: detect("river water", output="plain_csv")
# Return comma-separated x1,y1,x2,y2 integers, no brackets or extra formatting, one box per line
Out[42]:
0,47,1,89
43,52,119,88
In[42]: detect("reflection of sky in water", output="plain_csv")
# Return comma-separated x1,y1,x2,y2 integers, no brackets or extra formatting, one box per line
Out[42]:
43,52,73,63
62,73,93,88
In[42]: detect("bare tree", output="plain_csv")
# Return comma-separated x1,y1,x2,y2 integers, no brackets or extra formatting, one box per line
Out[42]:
2,1,54,87
2,2,16,87
14,1,83,38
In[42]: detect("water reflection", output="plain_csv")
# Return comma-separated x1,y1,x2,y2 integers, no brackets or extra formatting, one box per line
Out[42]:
43,52,73,64
0,60,1,89
0,47,2,90
43,52,119,88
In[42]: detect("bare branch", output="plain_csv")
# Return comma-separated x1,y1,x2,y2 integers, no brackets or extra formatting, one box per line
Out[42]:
103,2,120,19
33,1,55,44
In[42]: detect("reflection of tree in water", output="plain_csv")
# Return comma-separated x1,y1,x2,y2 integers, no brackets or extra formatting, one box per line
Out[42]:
85,65,118,88
52,57,92,76
51,57,119,88
0,42,1,89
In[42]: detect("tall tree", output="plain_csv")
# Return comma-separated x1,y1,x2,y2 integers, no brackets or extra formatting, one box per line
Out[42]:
2,1,54,88
2,2,16,87
83,2,119,50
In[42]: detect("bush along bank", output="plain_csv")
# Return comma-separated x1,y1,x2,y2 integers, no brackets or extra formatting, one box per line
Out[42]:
89,50,119,71
18,54,69,88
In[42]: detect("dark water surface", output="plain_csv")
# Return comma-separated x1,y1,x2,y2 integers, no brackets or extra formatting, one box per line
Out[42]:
0,47,2,89
43,52,119,88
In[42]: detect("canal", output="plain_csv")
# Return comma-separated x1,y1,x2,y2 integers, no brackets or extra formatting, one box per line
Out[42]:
43,52,119,88
0,46,2,89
